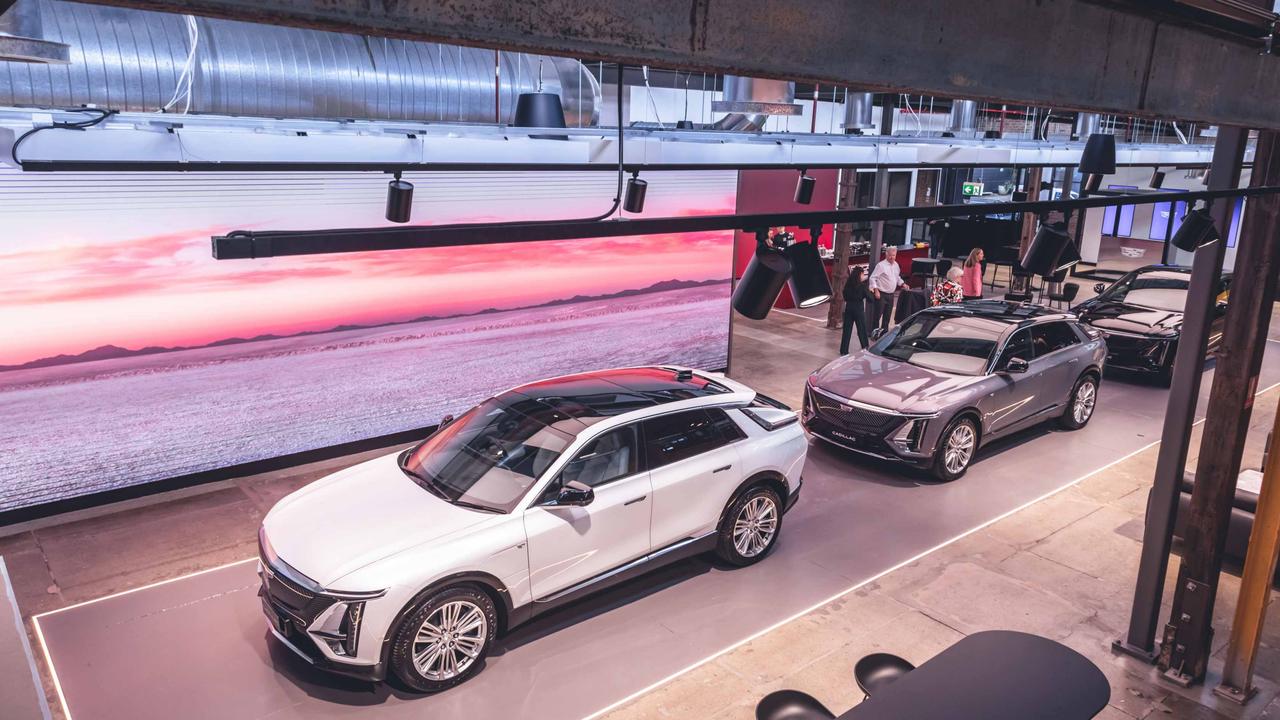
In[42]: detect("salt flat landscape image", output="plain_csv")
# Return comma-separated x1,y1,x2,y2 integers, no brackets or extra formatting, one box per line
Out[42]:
0,284,730,512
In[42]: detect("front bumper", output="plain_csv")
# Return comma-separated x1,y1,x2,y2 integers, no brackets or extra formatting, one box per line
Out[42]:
801,385,935,467
1099,332,1174,374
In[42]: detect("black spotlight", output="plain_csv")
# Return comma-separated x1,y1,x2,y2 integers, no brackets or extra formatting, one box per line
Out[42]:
732,232,793,320
624,174,648,214
1012,190,1029,202
1020,221,1073,276
513,92,567,128
1079,132,1116,175
1170,205,1220,252
794,171,816,205
1150,169,1166,189
785,228,833,308
385,173,414,223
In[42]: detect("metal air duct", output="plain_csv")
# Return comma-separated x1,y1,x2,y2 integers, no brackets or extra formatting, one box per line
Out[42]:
1074,113,1102,140
843,92,874,133
0,0,598,125
710,76,800,131
947,99,978,133
0,0,69,63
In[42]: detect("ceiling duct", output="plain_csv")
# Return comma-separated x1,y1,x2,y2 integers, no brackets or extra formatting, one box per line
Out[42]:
843,92,874,133
710,76,801,131
0,0,69,63
1074,113,1102,140
0,0,598,125
947,99,978,134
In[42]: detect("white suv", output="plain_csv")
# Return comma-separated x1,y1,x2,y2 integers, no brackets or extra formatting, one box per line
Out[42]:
258,366,807,691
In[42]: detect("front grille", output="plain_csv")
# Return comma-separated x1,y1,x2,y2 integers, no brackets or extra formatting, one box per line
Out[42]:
260,553,333,629
808,387,906,438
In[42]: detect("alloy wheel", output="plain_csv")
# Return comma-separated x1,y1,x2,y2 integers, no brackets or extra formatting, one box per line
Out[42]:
733,495,778,558
412,600,488,681
944,422,976,475
1073,380,1097,424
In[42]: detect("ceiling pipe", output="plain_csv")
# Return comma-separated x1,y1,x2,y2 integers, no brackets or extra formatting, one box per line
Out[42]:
946,99,978,136
1074,112,1102,140
709,76,801,131
843,92,874,134
0,0,69,63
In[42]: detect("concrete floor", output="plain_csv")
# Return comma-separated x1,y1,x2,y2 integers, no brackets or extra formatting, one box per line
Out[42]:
4,304,1279,719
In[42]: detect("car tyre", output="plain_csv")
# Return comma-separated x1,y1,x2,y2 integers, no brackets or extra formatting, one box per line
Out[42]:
716,485,783,566
1060,374,1099,430
931,416,979,482
389,584,498,692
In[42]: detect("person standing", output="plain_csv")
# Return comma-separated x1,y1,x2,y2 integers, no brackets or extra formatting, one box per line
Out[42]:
931,266,965,306
840,265,875,354
961,247,985,301
869,246,908,333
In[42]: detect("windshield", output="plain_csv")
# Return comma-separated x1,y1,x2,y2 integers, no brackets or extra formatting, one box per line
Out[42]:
1099,271,1190,312
871,313,1006,375
400,396,576,513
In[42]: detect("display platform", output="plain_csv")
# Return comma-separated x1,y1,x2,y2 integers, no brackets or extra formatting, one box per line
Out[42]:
34,350,1280,720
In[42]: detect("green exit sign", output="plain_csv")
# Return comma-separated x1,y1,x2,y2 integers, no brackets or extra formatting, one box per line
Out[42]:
962,181,985,197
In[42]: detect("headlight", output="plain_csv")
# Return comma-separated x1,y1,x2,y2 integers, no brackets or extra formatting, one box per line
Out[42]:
312,601,367,657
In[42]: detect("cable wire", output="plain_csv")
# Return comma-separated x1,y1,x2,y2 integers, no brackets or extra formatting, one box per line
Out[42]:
10,107,119,168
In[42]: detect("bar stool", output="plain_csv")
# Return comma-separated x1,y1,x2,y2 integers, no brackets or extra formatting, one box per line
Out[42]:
854,652,916,700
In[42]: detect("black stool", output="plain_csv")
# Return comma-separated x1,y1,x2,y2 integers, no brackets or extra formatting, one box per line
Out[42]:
756,690,837,720
854,653,916,699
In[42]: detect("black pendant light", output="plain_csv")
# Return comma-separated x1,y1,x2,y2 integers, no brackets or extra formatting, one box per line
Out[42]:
385,173,414,223
794,171,816,205
732,232,794,320
1020,221,1073,276
623,174,648,214
513,92,567,128
1079,132,1116,175
784,228,833,308
1170,204,1220,252
1149,169,1166,189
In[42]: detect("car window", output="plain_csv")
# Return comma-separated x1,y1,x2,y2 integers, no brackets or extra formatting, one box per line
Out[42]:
998,329,1034,368
1030,322,1080,356
556,426,639,490
708,408,747,443
871,313,1006,376
1100,270,1190,312
643,409,729,469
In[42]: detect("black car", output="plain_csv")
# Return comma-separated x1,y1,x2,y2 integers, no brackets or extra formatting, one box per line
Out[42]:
1072,265,1230,385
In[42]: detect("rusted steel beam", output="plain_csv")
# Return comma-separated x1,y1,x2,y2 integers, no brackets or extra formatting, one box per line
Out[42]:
1159,129,1280,686
64,0,1280,130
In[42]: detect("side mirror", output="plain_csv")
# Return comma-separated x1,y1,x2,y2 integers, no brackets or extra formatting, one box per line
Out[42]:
1002,357,1030,374
555,480,594,507
1093,283,1107,294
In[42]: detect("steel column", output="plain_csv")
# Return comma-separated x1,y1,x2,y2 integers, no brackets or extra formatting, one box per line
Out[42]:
1115,126,1249,663
1159,129,1280,686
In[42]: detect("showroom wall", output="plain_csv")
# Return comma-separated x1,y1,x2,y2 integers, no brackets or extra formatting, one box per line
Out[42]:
0,169,738,515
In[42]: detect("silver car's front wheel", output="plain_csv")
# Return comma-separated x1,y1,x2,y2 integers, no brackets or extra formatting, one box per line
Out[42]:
931,417,978,482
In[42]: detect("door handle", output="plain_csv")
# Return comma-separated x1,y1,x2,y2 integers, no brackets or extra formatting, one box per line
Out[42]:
624,495,647,506
713,465,732,473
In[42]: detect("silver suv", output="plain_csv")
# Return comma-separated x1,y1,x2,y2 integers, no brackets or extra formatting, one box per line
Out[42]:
804,301,1107,481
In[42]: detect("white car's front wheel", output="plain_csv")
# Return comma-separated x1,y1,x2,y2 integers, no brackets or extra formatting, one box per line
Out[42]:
716,485,783,566
389,585,498,692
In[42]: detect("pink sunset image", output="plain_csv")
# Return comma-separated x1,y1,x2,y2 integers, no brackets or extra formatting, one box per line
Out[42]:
0,169,739,512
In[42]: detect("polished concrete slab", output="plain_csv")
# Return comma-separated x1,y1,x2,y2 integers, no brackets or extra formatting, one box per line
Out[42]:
33,332,1280,720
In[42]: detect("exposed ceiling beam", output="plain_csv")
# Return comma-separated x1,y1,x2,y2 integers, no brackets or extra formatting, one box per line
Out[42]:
66,0,1280,130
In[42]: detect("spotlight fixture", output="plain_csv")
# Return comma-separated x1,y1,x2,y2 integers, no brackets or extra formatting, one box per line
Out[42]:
1170,203,1220,252
785,227,833,308
1020,220,1074,276
1149,169,1166,189
385,172,414,223
794,171,816,205
623,173,648,214
732,230,793,320
1079,132,1116,175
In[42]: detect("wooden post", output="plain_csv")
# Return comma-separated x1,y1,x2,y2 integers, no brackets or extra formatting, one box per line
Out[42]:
1214,135,1280,703
827,169,860,328
1159,129,1280,685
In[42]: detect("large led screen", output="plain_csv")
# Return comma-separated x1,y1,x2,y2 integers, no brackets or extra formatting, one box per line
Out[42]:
0,170,737,514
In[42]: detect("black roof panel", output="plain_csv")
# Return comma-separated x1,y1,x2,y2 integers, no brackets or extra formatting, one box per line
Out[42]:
507,367,730,420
